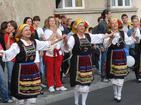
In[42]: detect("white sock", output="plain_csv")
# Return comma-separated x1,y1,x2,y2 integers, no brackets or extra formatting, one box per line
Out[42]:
74,90,80,105
117,86,123,100
82,92,88,105
113,85,118,98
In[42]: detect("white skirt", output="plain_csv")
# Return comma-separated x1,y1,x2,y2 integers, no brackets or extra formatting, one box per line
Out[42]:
110,79,124,86
74,85,89,92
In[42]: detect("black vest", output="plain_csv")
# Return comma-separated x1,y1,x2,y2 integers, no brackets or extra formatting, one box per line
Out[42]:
16,39,36,63
109,31,125,50
72,33,91,55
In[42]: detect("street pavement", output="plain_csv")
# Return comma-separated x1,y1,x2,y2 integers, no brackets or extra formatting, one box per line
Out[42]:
0,69,136,105
50,79,141,105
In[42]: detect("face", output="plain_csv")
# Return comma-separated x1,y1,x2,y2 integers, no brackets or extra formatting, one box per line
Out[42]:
33,20,40,26
122,16,128,24
77,23,85,33
26,19,32,26
49,18,56,27
7,23,15,32
5,27,9,33
68,19,72,26
22,26,31,38
106,12,112,20
132,19,139,27
111,20,118,31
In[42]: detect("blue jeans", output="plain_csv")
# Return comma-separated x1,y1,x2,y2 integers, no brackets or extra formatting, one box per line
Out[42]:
0,64,10,102
6,61,14,98
39,57,44,74
101,48,108,79
97,46,101,73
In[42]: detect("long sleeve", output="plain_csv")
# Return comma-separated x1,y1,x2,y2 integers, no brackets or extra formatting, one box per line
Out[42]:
35,39,51,51
64,35,75,52
2,43,20,62
89,33,104,44
124,32,136,45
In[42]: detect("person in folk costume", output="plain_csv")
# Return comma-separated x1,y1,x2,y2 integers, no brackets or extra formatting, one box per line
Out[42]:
64,18,114,105
104,18,139,103
0,24,66,105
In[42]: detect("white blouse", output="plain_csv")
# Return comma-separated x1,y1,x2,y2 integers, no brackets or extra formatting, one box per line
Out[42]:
44,28,63,57
103,32,137,48
2,39,51,62
64,33,104,52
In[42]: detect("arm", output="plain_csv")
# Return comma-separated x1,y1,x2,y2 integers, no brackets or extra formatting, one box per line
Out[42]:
0,43,20,62
125,31,136,45
64,36,75,52
5,33,14,50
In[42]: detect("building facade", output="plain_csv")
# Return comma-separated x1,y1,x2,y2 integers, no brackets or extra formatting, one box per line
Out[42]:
0,0,140,27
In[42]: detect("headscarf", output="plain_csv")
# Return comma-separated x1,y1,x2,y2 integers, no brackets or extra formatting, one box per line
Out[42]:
108,18,123,31
15,24,35,41
72,18,89,34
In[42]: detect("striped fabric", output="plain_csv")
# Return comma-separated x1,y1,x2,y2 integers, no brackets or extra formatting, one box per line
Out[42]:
76,55,93,84
110,49,128,76
18,62,41,95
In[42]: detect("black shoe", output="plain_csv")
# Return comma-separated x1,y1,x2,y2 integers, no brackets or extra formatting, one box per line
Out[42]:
114,98,117,101
117,99,121,103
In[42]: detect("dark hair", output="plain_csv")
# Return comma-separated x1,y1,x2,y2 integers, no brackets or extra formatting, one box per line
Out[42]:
131,15,138,21
121,14,128,19
101,9,110,19
70,21,75,28
33,16,40,21
98,16,103,22
8,20,18,30
61,15,65,19
88,27,93,32
23,17,33,24
0,21,8,34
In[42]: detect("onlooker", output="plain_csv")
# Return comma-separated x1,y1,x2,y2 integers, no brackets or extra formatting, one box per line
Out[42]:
92,16,103,75
4,20,18,102
88,27,93,34
33,16,46,94
97,9,112,82
61,15,68,34
0,21,13,103
67,21,75,38
66,18,73,33
127,15,141,82
44,16,67,92
121,14,132,33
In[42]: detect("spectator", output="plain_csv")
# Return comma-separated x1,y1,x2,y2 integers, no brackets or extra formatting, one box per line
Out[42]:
128,15,141,82
88,27,93,34
121,14,132,33
33,16,46,94
97,9,112,82
44,16,67,92
61,15,69,34
66,18,73,33
0,21,13,103
4,20,18,102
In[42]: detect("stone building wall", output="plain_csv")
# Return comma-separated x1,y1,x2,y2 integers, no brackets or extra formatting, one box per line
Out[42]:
0,0,55,27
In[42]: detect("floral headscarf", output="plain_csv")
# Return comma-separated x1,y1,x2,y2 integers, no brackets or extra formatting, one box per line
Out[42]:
72,18,89,34
15,24,35,41
108,18,123,31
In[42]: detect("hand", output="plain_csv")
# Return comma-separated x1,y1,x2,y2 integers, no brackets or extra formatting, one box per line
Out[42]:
57,35,67,41
0,51,3,57
135,36,139,42
109,32,115,37
39,51,43,57
64,35,68,44
93,44,97,50
53,25,57,33
9,33,13,38
100,47,105,52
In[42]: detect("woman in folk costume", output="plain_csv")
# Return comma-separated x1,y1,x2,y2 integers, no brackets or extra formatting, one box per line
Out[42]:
104,18,139,103
64,18,114,105
0,24,66,105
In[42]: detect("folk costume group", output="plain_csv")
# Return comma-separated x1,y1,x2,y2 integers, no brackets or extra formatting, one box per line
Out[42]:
0,17,139,105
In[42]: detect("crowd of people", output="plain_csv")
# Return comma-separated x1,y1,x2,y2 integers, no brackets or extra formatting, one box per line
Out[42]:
0,9,141,105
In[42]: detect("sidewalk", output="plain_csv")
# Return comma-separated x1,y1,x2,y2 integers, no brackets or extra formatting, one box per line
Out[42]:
0,70,136,105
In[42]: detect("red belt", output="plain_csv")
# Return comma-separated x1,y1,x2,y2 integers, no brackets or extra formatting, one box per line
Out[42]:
53,48,62,59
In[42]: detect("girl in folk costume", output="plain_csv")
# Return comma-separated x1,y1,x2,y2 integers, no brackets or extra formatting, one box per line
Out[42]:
0,24,66,105
104,18,139,103
64,18,114,105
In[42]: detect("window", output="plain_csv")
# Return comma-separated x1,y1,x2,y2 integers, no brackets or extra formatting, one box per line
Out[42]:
56,0,85,9
112,0,131,8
